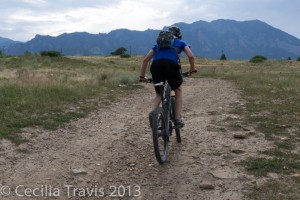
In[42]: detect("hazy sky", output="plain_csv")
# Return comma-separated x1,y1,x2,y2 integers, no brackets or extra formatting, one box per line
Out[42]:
1,0,299,41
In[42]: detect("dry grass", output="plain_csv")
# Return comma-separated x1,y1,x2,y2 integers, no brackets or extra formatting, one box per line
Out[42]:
0,55,142,144
194,58,300,199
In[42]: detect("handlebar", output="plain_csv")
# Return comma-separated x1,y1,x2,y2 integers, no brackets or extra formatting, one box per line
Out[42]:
181,70,197,77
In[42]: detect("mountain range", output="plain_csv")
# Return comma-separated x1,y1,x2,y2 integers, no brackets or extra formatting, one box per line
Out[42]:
3,19,300,59
0,37,19,51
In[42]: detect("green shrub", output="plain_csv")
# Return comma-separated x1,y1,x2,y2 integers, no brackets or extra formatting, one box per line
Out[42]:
97,73,109,82
250,55,267,63
297,57,300,61
120,54,131,58
119,76,130,85
40,50,62,57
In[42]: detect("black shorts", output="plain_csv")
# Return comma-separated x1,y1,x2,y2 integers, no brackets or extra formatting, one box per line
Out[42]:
150,59,183,94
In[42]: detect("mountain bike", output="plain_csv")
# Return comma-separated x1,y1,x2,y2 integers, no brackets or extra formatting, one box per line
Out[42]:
148,72,193,164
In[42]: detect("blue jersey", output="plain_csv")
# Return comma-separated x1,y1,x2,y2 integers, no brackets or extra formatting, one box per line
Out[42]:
152,39,188,63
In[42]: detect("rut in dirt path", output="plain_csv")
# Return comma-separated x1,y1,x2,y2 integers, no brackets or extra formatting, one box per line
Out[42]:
0,78,271,200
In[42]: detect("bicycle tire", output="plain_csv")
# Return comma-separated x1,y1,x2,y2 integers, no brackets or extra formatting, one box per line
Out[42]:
151,107,169,164
171,97,181,143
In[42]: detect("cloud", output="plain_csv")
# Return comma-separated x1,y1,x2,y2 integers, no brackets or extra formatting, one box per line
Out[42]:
1,0,186,41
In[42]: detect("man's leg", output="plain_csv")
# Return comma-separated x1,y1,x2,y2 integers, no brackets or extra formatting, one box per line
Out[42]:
174,86,183,120
152,93,161,111
149,93,161,128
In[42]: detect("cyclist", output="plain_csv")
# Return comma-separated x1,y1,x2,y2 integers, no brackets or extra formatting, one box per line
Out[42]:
139,26,196,128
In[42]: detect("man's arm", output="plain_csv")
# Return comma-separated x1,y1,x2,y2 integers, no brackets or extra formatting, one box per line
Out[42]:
140,49,154,79
183,46,196,74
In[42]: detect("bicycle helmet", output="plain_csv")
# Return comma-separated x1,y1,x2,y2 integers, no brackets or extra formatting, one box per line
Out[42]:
168,26,182,39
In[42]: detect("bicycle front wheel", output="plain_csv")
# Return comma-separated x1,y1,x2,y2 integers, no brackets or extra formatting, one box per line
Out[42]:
151,107,169,164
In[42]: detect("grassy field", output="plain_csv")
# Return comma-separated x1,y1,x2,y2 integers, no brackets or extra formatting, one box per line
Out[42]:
0,55,299,198
0,55,142,144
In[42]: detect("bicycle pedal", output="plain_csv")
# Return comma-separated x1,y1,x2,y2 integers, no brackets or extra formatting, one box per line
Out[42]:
173,124,184,129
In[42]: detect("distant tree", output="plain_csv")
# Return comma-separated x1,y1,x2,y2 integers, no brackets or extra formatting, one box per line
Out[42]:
111,47,127,56
0,50,2,56
287,57,292,60
250,55,267,63
297,57,300,61
220,51,227,60
24,51,32,56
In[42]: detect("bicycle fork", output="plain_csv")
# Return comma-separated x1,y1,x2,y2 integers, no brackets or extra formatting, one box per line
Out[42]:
157,84,173,141
162,99,173,140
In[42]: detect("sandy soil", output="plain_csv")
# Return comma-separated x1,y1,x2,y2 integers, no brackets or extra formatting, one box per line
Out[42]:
0,78,272,200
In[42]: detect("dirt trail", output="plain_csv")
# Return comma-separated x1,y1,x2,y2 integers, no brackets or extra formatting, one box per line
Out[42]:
0,78,271,200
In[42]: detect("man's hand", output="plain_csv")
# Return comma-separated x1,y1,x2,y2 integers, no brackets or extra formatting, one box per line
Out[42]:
139,76,149,82
188,69,197,76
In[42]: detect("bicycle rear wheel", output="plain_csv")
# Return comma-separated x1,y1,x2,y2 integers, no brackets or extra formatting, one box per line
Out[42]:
151,107,169,164
171,97,181,143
